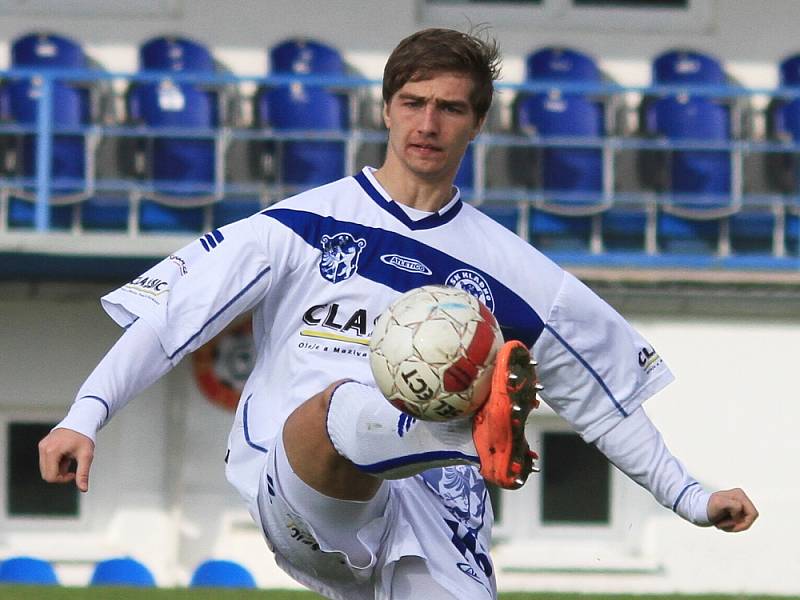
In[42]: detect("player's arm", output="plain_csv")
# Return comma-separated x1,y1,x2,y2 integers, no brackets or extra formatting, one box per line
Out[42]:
593,406,758,532
39,318,170,492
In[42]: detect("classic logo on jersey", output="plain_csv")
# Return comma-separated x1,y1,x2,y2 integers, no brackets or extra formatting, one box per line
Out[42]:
123,276,170,297
638,345,662,375
319,233,367,283
298,302,373,356
380,254,432,275
445,269,495,312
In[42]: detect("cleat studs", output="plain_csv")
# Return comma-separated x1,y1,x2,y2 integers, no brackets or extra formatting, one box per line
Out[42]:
514,478,525,487
508,373,518,381
512,404,522,412
529,360,538,366
534,383,544,391
511,462,522,474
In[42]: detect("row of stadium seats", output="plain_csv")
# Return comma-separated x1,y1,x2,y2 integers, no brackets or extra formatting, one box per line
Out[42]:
1,32,800,258
0,555,257,588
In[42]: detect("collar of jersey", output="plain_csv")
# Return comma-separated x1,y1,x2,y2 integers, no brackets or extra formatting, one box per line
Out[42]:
354,167,463,230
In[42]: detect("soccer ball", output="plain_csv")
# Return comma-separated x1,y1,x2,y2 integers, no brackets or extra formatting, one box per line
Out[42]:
369,285,504,421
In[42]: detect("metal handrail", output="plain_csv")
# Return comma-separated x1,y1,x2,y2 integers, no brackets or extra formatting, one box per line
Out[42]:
3,67,800,233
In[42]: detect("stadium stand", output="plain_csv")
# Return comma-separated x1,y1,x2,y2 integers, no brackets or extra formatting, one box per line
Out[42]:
512,47,607,252
189,559,256,588
0,556,59,585
0,32,797,263
256,38,349,189
89,557,156,587
638,49,741,254
112,35,222,233
765,53,800,255
4,32,91,230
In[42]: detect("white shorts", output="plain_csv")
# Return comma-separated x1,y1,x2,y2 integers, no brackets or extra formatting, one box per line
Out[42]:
256,433,497,600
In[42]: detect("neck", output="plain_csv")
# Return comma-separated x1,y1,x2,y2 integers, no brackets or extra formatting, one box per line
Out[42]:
372,156,456,213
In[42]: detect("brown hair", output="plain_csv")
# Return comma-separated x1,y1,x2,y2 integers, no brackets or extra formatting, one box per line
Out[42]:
382,27,501,123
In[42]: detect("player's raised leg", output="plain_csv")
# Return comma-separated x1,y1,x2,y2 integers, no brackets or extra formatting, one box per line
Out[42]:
281,339,542,501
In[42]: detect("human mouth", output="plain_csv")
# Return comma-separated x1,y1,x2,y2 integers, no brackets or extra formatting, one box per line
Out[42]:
409,143,443,156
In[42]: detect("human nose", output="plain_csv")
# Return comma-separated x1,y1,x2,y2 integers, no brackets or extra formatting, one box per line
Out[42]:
418,104,439,135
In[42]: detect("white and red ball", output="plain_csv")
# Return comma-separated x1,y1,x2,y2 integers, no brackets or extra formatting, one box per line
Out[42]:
369,285,504,421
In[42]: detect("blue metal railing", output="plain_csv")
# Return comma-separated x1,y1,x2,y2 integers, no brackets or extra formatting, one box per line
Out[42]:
0,67,799,261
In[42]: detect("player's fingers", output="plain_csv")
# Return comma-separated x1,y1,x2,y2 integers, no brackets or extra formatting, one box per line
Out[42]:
712,490,759,533
38,436,66,482
74,448,94,493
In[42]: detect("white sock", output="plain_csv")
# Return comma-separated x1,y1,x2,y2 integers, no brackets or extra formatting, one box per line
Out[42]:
326,381,479,479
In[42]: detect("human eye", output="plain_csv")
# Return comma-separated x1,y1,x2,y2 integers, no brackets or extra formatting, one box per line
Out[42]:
442,103,467,115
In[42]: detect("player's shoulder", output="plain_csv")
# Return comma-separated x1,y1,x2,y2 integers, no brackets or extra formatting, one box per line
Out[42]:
460,203,560,264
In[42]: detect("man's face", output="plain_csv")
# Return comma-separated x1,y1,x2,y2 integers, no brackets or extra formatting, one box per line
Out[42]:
383,72,484,184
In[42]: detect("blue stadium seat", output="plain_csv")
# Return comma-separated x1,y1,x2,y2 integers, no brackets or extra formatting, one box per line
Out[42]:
0,556,59,585
787,212,800,254
127,79,217,232
517,90,604,249
651,95,731,198
649,94,732,252
270,38,344,75
140,36,214,73
779,53,800,87
90,557,156,587
637,49,739,254
258,38,349,187
765,96,800,254
5,33,91,229
454,144,474,195
104,36,220,233
12,32,86,69
189,559,256,588
476,203,520,234
652,49,726,86
259,82,348,186
526,47,600,83
515,48,609,250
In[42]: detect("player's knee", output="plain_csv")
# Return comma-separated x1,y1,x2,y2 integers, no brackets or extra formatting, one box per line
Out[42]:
308,379,352,417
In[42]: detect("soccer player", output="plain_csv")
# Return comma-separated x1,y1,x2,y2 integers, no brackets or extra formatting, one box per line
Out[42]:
39,28,758,599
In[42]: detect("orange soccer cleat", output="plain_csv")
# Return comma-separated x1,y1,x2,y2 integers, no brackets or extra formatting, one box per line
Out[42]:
472,340,541,490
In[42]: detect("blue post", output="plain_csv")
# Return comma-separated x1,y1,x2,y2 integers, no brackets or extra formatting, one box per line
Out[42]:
34,75,53,232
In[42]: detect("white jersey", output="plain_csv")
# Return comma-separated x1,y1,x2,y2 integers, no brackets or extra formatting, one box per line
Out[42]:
101,166,674,512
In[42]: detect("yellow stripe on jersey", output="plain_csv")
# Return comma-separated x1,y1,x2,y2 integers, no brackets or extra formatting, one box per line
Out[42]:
300,329,371,346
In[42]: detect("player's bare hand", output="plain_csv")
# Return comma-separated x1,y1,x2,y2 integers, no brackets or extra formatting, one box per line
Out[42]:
707,488,758,532
38,428,95,493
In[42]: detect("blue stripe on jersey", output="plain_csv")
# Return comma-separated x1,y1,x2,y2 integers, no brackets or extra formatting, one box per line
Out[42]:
262,209,544,348
168,266,272,360
243,394,268,453
672,481,699,512
80,395,110,420
354,171,463,230
200,237,210,252
355,450,479,474
211,228,224,243
544,324,627,417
